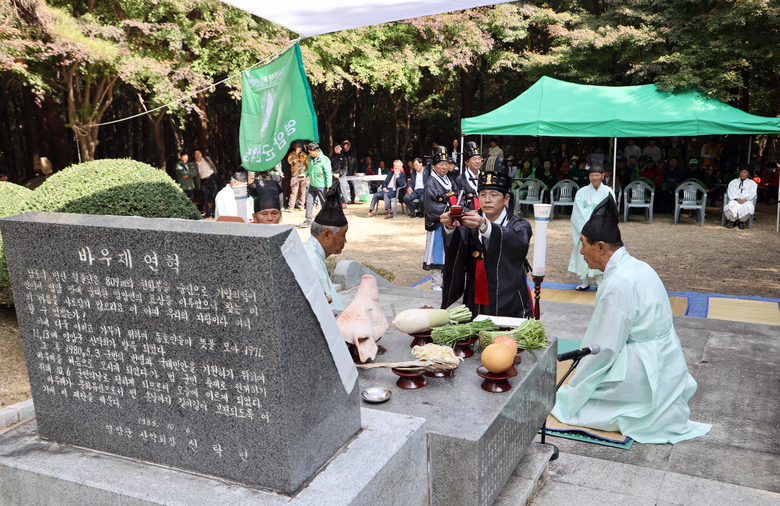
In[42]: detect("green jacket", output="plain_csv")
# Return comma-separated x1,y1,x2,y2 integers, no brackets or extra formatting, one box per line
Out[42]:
307,154,332,188
175,160,198,191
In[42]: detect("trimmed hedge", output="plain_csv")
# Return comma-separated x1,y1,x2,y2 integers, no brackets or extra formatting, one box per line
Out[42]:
36,159,201,219
0,159,201,306
0,183,39,305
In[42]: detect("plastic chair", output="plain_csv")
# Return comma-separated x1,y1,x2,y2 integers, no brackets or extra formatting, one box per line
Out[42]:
674,182,707,226
639,177,656,191
514,179,546,216
549,180,579,221
389,184,406,218
679,178,706,191
623,181,655,224
721,193,757,229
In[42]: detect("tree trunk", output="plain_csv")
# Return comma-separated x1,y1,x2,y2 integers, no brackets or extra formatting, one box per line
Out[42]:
400,98,411,161
460,67,473,119
194,91,210,156
64,62,117,162
355,85,366,162
40,94,73,170
325,87,341,153
152,108,167,169
391,92,401,159
19,85,41,179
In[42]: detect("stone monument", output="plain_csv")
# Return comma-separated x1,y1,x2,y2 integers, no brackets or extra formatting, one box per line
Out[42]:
0,212,361,495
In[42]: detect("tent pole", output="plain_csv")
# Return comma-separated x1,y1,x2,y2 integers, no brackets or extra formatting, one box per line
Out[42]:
460,134,464,175
747,135,752,166
613,137,618,193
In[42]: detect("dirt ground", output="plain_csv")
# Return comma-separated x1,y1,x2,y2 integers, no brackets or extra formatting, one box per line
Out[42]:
2,200,779,406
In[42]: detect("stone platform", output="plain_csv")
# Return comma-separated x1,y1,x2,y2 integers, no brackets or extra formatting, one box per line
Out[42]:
341,284,557,506
0,408,428,506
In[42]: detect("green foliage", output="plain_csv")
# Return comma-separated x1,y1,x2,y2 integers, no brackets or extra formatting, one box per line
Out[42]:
36,159,202,219
0,183,39,306
362,263,396,284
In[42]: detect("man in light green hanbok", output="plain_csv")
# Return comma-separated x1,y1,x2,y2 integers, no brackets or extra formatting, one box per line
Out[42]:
568,162,614,291
552,196,711,444
304,183,348,311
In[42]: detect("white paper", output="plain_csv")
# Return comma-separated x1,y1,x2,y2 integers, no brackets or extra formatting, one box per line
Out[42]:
280,232,357,394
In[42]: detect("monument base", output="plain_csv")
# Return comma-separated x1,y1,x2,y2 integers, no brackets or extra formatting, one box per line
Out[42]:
0,408,428,506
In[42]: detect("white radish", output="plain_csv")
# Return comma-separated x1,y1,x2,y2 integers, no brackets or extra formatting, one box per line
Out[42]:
392,309,451,334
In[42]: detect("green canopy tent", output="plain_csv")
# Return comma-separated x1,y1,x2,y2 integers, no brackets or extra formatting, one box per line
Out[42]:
460,76,780,230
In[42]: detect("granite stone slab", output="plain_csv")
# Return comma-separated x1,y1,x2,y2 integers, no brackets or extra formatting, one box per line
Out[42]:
0,212,361,495
0,408,428,506
342,285,557,506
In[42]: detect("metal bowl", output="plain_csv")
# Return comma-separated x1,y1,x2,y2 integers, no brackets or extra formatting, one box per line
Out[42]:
361,387,392,404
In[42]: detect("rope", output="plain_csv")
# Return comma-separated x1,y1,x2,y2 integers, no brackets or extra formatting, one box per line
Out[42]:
79,38,302,131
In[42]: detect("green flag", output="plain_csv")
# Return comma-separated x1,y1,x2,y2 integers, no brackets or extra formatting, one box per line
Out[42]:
239,43,318,172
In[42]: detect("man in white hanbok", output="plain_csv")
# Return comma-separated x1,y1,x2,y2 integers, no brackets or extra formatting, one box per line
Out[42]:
552,196,711,444
568,162,614,290
724,166,757,229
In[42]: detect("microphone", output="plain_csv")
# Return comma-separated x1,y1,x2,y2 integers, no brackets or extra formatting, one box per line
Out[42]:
557,345,601,362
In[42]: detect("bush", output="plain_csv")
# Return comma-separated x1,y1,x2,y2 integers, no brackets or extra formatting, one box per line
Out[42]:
0,182,39,306
36,159,201,219
0,159,201,306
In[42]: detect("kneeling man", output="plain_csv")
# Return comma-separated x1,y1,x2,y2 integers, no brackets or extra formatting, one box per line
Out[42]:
551,195,711,444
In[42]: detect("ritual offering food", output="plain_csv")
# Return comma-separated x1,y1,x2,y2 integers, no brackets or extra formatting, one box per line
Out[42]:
430,319,499,347
479,319,548,357
392,304,471,334
337,275,389,363
412,343,462,365
493,335,518,353
480,343,516,373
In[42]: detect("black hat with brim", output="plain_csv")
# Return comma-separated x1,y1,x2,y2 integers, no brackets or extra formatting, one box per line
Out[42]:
314,182,348,227
464,141,486,161
581,195,621,245
432,146,449,164
248,179,283,212
478,169,511,194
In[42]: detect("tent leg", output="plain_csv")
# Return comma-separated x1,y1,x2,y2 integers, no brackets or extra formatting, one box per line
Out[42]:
460,134,464,175
613,137,618,193
747,135,752,166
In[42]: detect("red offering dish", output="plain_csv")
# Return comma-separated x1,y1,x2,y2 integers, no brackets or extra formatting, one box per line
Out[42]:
513,352,522,365
453,336,478,358
449,205,464,227
409,331,433,348
424,369,453,378
476,365,517,393
392,369,427,389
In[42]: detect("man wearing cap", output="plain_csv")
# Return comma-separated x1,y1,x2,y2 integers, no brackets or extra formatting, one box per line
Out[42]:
457,141,484,211
441,157,533,318
568,161,615,291
423,146,459,290
304,183,348,310
404,157,428,218
299,142,332,229
681,159,705,186
505,156,517,178
215,167,253,221
247,179,284,224
552,195,711,444
724,165,757,229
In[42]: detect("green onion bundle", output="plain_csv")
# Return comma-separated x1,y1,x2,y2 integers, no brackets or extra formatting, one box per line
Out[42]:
446,304,472,324
479,319,548,357
431,319,499,347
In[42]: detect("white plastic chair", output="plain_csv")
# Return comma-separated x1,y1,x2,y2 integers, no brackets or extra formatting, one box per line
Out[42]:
674,182,707,226
549,180,579,221
514,179,546,216
721,193,757,229
623,181,655,224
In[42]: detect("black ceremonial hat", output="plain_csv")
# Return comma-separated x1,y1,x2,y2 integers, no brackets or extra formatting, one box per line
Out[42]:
248,179,283,212
464,141,485,161
478,169,511,194
581,195,621,245
432,146,449,164
314,182,348,227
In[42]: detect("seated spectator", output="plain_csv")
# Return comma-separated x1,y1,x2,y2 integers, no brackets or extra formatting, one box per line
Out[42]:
665,136,686,167
362,156,376,175
404,158,428,218
662,156,684,191
535,158,559,193
760,161,779,203
557,161,572,181
620,155,639,187
643,139,662,163
518,157,532,178
702,164,724,204
556,142,572,169
376,160,386,176
724,165,757,229
639,156,663,188
505,156,518,178
366,160,406,219
568,158,589,188
681,159,705,186
603,165,616,188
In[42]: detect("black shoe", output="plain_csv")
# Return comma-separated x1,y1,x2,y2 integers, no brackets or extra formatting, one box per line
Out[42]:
726,220,737,229
738,220,745,229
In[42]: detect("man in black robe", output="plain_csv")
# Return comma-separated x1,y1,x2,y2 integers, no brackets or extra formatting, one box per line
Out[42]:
456,141,484,210
441,165,533,318
423,146,459,290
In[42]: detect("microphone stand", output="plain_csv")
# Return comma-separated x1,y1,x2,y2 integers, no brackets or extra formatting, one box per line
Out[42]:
539,356,582,461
